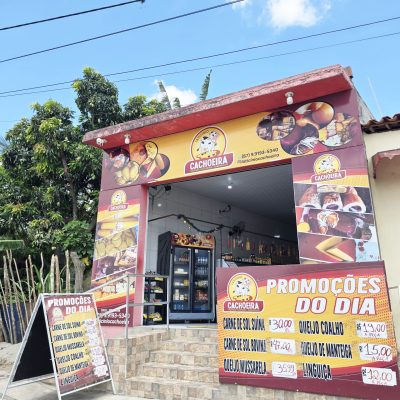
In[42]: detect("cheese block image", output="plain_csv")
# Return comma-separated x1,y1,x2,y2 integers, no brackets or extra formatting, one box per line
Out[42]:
326,239,356,262
100,220,138,232
97,205,140,222
315,236,343,261
299,233,357,263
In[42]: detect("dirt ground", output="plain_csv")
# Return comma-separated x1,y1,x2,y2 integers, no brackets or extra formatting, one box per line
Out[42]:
0,343,145,400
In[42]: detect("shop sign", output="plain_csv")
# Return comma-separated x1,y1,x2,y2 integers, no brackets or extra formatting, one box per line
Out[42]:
184,126,234,174
90,186,140,325
217,262,400,400
292,146,380,264
3,294,113,400
100,90,363,191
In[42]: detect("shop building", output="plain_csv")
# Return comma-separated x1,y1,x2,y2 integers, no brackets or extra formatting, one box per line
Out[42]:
83,64,378,325
82,65,399,399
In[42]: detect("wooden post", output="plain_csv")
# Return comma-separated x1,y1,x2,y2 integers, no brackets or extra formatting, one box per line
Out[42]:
3,256,16,344
55,255,60,293
70,251,85,293
14,259,29,329
28,255,37,304
50,255,55,294
65,250,71,293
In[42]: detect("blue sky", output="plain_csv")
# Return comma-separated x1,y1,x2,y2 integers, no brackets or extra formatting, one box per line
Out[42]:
1,0,400,138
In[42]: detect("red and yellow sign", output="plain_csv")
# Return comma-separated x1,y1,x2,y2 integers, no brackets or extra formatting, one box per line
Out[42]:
91,186,140,325
292,146,380,264
44,294,111,395
217,262,400,400
100,90,362,191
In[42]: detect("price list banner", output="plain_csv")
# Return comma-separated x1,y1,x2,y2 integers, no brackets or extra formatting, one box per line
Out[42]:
216,261,400,400
44,294,112,395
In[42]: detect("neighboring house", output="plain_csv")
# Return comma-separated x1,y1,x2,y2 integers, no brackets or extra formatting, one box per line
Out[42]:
362,114,400,339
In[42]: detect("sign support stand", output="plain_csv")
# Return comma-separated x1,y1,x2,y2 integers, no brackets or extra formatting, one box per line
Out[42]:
1,293,115,400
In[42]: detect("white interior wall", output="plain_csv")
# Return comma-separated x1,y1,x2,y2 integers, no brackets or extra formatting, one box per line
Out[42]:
145,186,297,272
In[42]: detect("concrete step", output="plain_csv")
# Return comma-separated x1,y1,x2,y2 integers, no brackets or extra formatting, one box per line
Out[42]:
160,339,218,353
172,328,218,340
149,350,218,368
126,375,219,399
138,362,218,384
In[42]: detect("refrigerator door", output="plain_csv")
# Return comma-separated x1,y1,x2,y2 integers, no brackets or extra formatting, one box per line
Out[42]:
192,248,211,312
171,246,191,312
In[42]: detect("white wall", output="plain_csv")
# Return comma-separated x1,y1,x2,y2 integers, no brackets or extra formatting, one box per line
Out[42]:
363,128,400,346
145,186,297,272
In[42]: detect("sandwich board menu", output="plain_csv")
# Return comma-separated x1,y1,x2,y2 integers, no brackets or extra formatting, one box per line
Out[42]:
2,294,114,400
217,261,400,400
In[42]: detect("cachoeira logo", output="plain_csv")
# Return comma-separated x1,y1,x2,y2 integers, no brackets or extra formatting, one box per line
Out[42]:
224,273,264,312
109,190,128,211
311,154,346,183
184,126,234,174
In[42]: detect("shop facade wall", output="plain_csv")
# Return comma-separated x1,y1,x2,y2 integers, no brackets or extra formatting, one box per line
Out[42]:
363,129,400,345
145,186,297,271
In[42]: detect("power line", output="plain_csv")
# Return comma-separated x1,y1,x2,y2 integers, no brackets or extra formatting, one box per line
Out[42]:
1,13,399,95
0,0,145,31
0,0,244,64
0,30,398,99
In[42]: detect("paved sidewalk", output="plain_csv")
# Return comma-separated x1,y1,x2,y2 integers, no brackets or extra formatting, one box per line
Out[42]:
0,373,146,400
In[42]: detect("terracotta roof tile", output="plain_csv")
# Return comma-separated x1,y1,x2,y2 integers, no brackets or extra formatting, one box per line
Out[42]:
362,113,400,133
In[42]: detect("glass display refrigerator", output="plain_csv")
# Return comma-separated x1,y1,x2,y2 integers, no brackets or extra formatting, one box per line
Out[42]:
157,232,215,321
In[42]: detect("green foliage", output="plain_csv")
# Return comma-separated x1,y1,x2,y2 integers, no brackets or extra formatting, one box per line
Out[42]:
0,239,24,251
0,67,172,260
157,80,172,111
173,97,181,109
73,67,122,132
54,221,93,259
122,95,167,120
200,70,212,101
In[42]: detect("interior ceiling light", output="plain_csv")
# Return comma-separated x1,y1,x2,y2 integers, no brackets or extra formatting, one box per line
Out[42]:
227,184,233,189
285,91,294,105
274,234,281,239
157,203,162,207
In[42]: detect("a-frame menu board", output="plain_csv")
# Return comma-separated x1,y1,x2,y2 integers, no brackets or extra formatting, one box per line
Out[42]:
1,294,115,400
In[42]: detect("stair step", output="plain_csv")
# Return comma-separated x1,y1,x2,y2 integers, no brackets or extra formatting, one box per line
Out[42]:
150,350,218,367
126,375,219,400
138,362,218,384
160,340,218,352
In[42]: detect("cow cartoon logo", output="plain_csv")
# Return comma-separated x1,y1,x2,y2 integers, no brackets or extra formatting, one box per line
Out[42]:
224,273,264,312
109,190,128,211
311,154,346,183
185,126,234,174
191,127,226,159
229,274,257,301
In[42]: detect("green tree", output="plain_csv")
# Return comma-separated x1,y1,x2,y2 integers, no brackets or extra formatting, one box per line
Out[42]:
73,67,122,132
122,95,167,121
0,101,101,258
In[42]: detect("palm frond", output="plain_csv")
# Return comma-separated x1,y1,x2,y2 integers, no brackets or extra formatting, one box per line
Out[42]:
199,69,212,101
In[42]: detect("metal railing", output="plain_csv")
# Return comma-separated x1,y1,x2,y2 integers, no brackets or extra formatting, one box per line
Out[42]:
87,272,170,337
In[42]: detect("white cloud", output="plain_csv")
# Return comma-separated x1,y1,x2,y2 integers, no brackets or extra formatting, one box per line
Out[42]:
264,0,331,29
230,0,252,9
152,81,197,107
230,0,332,30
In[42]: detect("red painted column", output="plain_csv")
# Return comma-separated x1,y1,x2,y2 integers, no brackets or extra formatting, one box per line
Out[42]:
132,184,149,326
